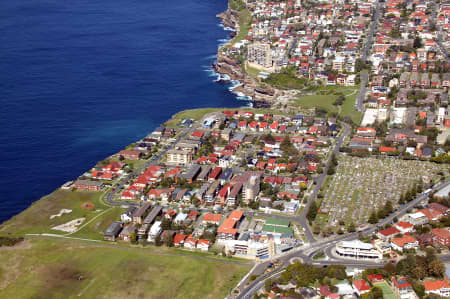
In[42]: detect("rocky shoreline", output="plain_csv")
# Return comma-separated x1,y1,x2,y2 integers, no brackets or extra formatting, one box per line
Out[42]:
214,8,278,108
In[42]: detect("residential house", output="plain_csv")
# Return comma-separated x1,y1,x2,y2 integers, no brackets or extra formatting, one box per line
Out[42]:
118,150,141,160
104,221,122,241
166,149,193,165
395,222,415,233
121,206,137,223
391,235,419,252
74,180,104,191
119,224,136,242
184,237,197,249
403,212,428,226
423,280,450,297
431,228,450,246
391,277,415,299
353,280,371,296
377,227,400,241
202,213,222,225
173,234,187,246
197,239,211,251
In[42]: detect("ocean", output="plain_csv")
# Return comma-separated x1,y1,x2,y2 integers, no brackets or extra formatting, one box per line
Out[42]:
0,0,244,222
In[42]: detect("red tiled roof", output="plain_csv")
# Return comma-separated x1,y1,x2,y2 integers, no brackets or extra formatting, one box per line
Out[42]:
423,280,450,291
431,228,450,239
173,234,187,244
229,210,244,221
191,130,205,138
367,274,384,283
379,227,400,236
353,280,370,292
203,213,222,223
392,235,417,247
396,222,413,229
380,146,396,152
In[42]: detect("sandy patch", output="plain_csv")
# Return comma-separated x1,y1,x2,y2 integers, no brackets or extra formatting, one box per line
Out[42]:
0,239,32,251
52,218,85,233
49,209,72,219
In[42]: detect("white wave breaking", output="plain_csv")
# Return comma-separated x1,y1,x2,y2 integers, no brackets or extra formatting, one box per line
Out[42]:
217,23,236,32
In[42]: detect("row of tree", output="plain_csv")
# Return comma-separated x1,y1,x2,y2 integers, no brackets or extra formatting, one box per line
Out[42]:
368,200,394,224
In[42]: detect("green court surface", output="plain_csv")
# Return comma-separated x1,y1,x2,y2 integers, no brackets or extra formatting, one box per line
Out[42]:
374,281,397,299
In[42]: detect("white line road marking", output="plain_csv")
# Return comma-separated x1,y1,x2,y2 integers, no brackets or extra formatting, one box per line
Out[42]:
78,278,96,297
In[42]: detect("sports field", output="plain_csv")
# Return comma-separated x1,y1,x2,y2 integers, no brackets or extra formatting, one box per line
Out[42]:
374,281,396,299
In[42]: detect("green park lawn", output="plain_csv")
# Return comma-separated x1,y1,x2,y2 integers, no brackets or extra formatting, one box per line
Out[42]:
0,189,110,236
294,86,362,124
229,7,252,45
0,238,250,299
246,64,263,80
70,206,125,240
295,94,339,113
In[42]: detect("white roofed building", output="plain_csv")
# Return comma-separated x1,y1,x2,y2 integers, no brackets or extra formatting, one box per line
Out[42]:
335,240,382,260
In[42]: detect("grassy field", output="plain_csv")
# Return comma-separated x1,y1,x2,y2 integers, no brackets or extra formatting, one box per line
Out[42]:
0,238,250,299
230,7,251,45
293,86,362,124
246,64,262,80
266,67,307,89
294,94,339,113
0,189,110,236
374,281,396,299
340,87,362,124
70,207,125,240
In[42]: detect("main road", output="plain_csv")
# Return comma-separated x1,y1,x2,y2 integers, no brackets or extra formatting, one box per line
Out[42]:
431,0,449,61
355,1,382,112
298,123,351,243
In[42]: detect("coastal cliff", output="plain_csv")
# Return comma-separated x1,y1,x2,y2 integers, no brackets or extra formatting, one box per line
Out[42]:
216,9,239,29
214,51,276,107
215,7,277,107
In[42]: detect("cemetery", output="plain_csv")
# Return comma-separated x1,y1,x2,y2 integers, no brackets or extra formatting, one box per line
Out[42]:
315,156,449,229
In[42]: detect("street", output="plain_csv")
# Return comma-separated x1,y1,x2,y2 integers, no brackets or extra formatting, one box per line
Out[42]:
355,1,382,112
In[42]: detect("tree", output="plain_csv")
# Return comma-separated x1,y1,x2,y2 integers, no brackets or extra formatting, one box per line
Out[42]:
348,222,356,232
130,231,137,244
412,283,425,299
413,36,423,49
370,286,383,299
161,218,171,230
264,279,273,292
154,235,162,246
327,166,336,175
428,259,445,278
163,234,174,247
368,210,378,224
307,200,318,223
383,262,396,275
413,266,427,280
300,182,307,190
384,200,393,214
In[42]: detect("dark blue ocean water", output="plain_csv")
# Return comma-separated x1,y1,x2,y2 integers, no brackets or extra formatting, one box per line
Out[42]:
0,0,242,222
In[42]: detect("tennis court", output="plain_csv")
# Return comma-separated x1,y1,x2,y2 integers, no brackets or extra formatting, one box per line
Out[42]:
374,281,396,299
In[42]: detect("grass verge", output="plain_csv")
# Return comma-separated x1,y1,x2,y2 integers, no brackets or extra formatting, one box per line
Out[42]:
0,238,250,299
